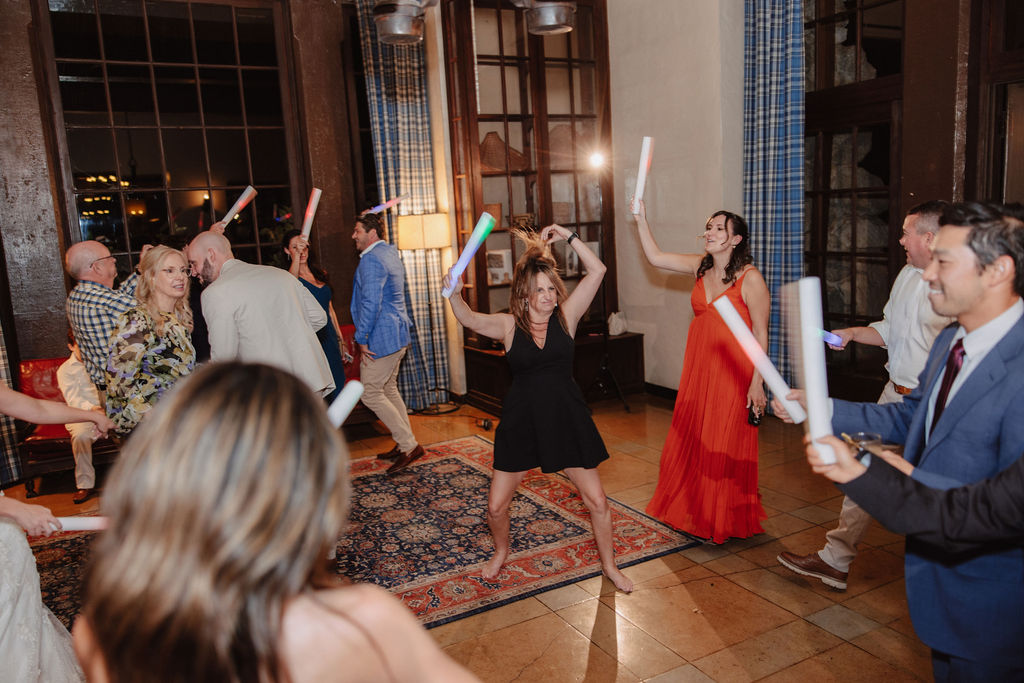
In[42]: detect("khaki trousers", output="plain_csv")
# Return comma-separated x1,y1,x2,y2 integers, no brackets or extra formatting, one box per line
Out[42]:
359,347,417,453
818,380,903,572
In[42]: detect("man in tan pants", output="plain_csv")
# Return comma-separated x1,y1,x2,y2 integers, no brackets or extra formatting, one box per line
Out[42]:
350,213,423,475
777,200,952,590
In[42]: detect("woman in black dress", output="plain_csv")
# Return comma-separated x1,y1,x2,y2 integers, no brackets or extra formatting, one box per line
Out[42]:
444,224,633,592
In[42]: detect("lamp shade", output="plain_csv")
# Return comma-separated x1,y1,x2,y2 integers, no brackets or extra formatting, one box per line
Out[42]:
397,213,450,250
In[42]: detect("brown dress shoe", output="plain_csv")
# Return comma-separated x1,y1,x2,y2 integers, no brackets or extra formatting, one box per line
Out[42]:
72,488,96,505
386,445,425,476
376,444,402,460
777,551,848,590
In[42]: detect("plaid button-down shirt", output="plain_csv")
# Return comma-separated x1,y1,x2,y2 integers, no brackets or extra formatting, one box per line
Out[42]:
66,273,139,388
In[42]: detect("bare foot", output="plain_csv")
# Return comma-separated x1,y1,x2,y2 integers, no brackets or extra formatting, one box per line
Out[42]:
603,566,634,593
482,551,507,580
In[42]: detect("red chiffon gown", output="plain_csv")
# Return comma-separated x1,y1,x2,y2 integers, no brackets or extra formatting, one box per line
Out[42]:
646,269,766,542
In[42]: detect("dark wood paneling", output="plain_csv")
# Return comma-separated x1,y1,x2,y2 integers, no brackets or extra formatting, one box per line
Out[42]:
0,0,73,361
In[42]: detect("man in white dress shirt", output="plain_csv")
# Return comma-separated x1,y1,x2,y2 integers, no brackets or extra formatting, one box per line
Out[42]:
185,231,334,397
778,200,953,591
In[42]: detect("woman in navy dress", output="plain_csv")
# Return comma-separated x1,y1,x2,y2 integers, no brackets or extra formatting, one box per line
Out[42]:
282,230,348,402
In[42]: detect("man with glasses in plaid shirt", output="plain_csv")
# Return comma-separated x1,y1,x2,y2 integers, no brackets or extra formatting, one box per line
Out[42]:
64,240,150,395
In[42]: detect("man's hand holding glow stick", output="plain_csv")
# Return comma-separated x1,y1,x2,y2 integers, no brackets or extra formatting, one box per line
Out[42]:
327,380,365,427
630,137,654,215
441,212,496,298
219,185,257,224
300,188,323,238
712,297,807,424
368,194,410,215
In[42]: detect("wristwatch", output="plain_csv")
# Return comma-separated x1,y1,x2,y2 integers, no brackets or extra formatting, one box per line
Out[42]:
567,232,580,245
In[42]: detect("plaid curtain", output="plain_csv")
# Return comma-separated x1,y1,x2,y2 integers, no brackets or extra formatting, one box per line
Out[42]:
356,1,450,409
0,318,20,486
743,0,805,391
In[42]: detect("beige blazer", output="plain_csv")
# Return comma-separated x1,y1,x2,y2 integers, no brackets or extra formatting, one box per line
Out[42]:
201,259,334,396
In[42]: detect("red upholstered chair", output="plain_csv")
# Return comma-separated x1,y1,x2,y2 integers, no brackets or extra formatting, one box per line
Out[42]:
16,357,119,497
338,324,374,425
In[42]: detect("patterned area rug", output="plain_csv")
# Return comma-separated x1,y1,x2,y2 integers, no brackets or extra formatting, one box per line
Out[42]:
30,530,93,630
336,435,698,628
32,436,698,631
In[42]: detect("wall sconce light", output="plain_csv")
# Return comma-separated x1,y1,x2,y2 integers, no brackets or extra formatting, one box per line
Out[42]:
509,0,576,35
373,0,439,45
397,213,450,250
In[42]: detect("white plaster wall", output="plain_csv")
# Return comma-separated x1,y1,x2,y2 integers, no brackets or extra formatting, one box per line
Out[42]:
608,0,745,390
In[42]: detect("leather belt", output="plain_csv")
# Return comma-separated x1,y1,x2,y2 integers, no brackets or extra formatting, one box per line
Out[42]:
893,383,912,395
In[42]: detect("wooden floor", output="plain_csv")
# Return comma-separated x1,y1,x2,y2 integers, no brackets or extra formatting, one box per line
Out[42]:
8,394,929,682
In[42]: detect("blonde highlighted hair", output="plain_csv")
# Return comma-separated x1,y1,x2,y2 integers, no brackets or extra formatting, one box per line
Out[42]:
135,245,193,335
508,228,568,335
81,362,351,682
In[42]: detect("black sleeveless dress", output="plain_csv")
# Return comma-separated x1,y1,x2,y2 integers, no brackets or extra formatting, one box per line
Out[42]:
493,315,610,473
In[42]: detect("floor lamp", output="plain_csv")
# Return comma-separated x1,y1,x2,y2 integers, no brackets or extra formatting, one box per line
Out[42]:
397,213,460,416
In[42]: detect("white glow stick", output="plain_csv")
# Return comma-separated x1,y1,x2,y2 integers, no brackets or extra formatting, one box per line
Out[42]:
713,297,807,424
52,516,109,532
327,380,364,427
219,185,257,223
442,212,496,298
300,188,322,238
795,277,836,464
631,137,654,214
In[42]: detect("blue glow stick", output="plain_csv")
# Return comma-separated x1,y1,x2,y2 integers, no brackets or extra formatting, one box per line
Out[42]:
442,212,496,298
820,330,843,346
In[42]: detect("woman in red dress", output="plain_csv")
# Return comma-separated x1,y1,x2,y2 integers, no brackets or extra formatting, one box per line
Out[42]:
634,201,770,542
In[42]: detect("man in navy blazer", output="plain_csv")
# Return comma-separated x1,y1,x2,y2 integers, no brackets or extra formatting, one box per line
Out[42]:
351,212,423,476
777,201,1024,680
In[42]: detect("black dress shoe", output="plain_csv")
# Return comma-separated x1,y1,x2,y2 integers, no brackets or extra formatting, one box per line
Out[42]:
72,488,96,504
376,444,402,460
386,445,425,476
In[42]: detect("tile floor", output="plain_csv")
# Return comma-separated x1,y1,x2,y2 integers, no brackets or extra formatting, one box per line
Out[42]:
9,393,930,682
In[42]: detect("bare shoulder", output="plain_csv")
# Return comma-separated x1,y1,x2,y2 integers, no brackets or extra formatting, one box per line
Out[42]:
741,265,769,290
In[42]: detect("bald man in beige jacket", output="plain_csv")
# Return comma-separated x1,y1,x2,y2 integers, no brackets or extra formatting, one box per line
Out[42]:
185,232,333,396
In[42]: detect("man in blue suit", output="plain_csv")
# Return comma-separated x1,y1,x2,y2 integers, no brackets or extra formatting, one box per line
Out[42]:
777,201,1024,680
351,212,423,476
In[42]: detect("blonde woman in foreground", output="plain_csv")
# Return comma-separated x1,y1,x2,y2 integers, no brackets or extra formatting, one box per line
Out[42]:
72,361,477,682
444,224,633,593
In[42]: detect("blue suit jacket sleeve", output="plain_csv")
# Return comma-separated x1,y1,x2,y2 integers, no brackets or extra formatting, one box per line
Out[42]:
351,255,386,347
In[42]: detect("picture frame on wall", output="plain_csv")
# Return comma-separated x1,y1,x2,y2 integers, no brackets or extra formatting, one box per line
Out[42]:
486,249,513,286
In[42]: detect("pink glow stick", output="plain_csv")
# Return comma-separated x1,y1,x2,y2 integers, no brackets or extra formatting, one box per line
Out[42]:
631,137,654,214
300,188,323,238
220,185,257,223
368,194,410,215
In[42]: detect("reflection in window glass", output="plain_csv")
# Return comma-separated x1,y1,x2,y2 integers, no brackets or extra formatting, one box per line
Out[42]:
51,0,292,260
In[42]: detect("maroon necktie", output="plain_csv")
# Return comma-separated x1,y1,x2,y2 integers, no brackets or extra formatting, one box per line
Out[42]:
930,338,965,434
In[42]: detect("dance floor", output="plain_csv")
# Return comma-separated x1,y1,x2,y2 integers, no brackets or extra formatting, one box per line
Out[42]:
335,435,698,627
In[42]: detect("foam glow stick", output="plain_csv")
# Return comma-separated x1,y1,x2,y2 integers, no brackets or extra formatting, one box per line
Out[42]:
820,329,843,346
442,212,496,298
631,136,654,214
52,516,109,532
300,187,322,238
368,194,410,215
327,380,365,427
219,185,257,223
795,277,836,464
712,297,807,424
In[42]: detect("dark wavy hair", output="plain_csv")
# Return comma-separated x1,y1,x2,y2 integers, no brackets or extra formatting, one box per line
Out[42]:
509,229,568,336
940,201,1024,297
281,229,330,288
695,210,753,284
357,212,387,242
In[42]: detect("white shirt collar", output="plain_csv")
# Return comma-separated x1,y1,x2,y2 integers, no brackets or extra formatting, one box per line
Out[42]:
359,239,384,258
957,297,1023,359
